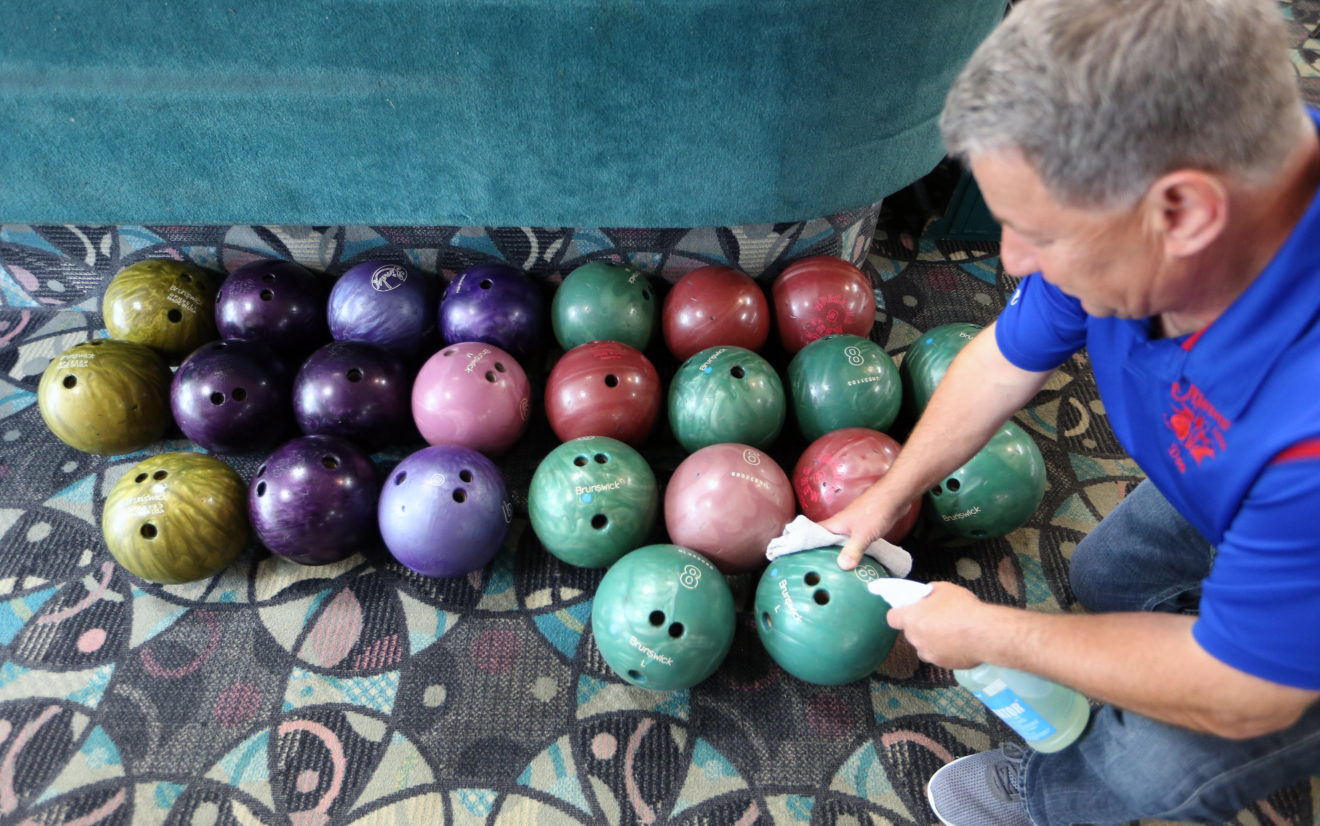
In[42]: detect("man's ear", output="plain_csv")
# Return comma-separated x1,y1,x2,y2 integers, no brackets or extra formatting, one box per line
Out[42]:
1145,170,1229,258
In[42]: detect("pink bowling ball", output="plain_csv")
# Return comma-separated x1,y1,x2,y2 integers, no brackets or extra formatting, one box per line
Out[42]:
792,427,919,542
545,340,661,447
664,443,795,574
411,341,531,456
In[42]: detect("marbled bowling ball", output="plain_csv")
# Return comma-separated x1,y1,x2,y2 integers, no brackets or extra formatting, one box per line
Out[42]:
293,340,413,450
550,261,656,352
328,260,437,363
102,451,248,584
377,444,513,578
38,338,173,455
411,341,531,456
249,435,380,565
771,256,875,354
170,340,294,454
927,420,1046,539
900,322,983,416
792,427,919,543
661,265,770,362
439,262,545,364
544,340,660,447
592,544,735,691
528,436,658,569
215,258,329,361
788,333,902,441
102,259,219,363
668,345,785,452
664,443,794,574
754,547,898,685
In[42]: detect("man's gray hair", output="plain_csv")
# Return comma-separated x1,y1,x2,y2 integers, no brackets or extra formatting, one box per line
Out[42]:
940,0,1309,208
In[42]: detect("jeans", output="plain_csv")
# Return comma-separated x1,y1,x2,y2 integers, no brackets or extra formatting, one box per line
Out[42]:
1021,480,1320,825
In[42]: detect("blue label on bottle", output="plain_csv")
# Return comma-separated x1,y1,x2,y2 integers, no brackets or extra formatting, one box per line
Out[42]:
972,683,1058,742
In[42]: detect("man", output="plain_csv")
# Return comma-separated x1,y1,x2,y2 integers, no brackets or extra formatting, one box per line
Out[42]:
819,0,1320,823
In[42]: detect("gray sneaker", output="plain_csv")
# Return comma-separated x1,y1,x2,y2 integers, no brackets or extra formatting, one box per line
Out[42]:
926,744,1033,826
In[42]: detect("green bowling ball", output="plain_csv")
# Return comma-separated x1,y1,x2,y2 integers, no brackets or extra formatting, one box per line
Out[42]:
900,322,982,415
927,420,1047,538
529,436,659,568
102,452,249,584
103,259,219,362
551,261,656,351
788,334,902,441
591,544,735,691
37,339,174,455
668,345,785,452
754,547,898,685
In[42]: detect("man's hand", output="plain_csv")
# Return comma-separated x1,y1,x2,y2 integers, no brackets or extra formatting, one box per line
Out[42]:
885,582,997,670
819,486,904,570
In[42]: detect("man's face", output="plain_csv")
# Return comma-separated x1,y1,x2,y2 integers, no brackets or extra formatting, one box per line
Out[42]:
970,150,1164,320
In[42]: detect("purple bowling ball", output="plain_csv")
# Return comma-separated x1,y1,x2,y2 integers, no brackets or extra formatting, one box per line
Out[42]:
171,340,294,453
377,444,513,577
439,263,545,363
328,260,439,363
294,340,414,449
216,259,329,361
249,435,380,565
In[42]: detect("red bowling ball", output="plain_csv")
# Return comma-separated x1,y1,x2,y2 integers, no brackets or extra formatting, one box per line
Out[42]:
545,340,661,447
412,341,531,456
661,265,771,362
664,443,795,574
792,427,919,542
771,256,875,354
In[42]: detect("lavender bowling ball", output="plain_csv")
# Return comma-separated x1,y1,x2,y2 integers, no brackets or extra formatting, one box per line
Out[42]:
294,340,413,449
328,260,438,362
377,444,513,578
439,263,545,363
249,435,380,565
171,340,294,454
216,259,329,361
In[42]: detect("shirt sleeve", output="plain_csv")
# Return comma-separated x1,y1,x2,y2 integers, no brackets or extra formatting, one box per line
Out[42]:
1193,453,1320,689
993,273,1090,372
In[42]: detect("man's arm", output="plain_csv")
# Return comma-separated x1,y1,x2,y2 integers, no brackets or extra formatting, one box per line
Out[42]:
822,321,1055,568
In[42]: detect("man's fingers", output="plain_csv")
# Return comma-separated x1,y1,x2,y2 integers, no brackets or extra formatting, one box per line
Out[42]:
836,540,865,570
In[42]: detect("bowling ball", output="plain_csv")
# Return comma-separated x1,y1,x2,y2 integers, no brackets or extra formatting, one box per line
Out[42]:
38,338,173,455
377,444,513,577
661,265,770,362
792,428,920,543
528,436,659,569
900,322,982,415
102,259,219,362
926,420,1046,538
102,451,248,584
411,342,531,456
440,263,545,364
668,346,785,452
328,260,438,363
550,261,656,352
591,544,735,691
771,256,875,353
664,443,794,574
249,435,380,565
171,340,294,454
754,547,898,685
545,340,660,447
788,334,902,441
215,258,329,361
293,340,413,449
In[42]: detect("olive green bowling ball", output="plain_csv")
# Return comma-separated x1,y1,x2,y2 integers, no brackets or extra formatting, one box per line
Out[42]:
926,420,1047,538
551,261,656,351
38,339,173,455
529,436,659,568
668,345,785,452
754,547,897,685
899,322,982,415
591,544,735,691
103,259,219,362
102,452,248,584
789,334,902,441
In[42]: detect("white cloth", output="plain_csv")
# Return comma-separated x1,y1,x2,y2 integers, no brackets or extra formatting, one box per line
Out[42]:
765,514,913,578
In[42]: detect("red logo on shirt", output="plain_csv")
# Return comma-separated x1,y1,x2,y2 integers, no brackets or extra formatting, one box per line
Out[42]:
1164,380,1230,473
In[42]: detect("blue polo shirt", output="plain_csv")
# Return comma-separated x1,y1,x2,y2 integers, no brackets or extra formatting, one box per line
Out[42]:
994,111,1320,689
